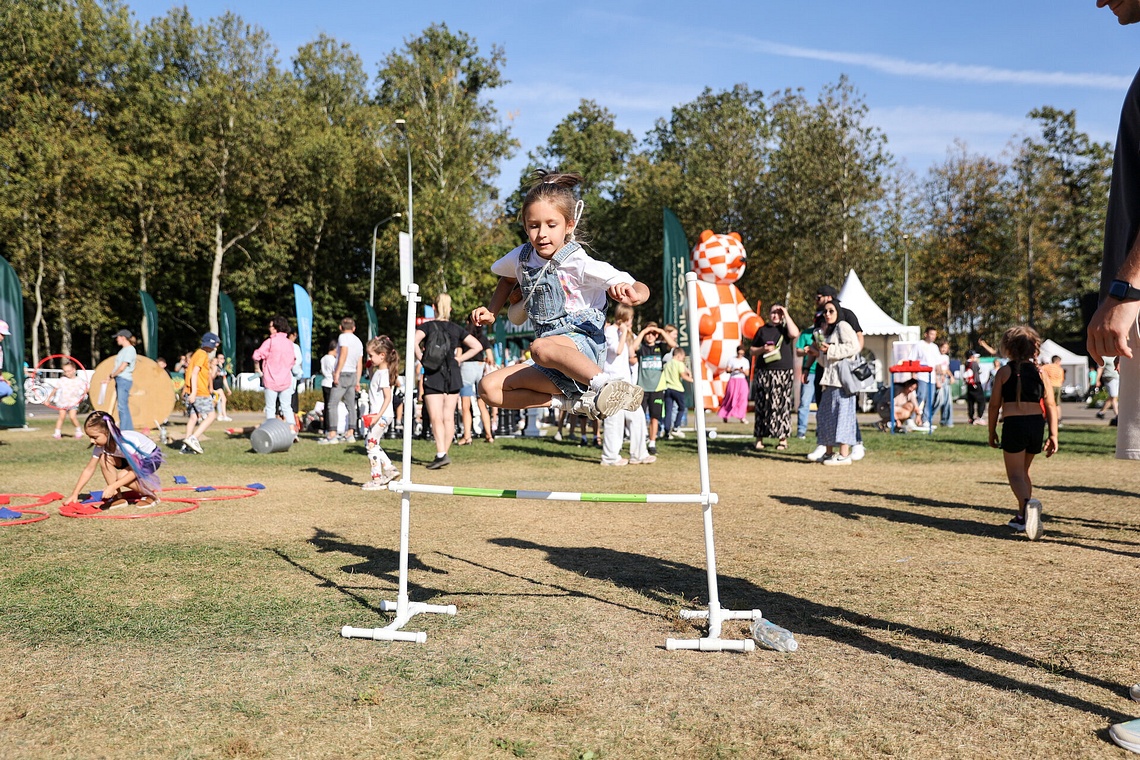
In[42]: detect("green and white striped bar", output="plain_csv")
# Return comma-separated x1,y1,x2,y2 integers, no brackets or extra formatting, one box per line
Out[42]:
389,481,718,505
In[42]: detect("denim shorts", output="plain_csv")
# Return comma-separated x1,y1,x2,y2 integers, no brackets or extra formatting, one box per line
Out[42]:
532,311,605,396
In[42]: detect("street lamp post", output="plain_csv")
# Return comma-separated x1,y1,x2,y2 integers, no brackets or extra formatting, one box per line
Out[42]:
369,213,402,308
395,119,413,266
902,233,911,326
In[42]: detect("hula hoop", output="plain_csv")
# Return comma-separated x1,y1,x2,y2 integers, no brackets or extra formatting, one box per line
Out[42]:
33,354,89,411
158,485,260,502
57,485,258,519
0,493,60,526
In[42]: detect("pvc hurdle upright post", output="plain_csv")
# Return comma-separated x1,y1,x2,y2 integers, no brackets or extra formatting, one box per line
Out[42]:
664,272,759,652
341,281,456,644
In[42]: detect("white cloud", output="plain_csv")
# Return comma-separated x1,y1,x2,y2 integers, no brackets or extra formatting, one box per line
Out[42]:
869,106,1030,165
736,38,1132,90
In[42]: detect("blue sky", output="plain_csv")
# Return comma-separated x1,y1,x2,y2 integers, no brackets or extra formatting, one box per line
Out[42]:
127,1,1139,194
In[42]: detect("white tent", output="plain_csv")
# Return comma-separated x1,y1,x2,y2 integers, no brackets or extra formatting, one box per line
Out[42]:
838,270,920,385
1039,339,1091,396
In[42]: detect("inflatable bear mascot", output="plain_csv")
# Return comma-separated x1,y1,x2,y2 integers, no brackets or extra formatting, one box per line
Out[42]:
691,230,763,410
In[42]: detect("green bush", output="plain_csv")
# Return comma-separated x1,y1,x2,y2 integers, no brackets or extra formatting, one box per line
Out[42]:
226,389,324,413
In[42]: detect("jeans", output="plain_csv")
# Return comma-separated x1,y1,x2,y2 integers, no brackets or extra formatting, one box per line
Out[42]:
935,383,953,427
264,385,294,427
663,388,685,433
796,376,815,437
115,376,133,430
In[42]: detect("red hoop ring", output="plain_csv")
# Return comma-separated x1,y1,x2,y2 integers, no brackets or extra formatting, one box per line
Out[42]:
0,493,61,526
33,354,89,411
159,485,260,501
60,498,200,519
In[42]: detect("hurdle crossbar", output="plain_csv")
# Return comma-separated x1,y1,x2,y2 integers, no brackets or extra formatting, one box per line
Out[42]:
388,482,717,505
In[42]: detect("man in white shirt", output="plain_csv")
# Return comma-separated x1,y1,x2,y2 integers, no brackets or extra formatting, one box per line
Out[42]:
600,304,654,466
909,327,942,427
319,318,364,444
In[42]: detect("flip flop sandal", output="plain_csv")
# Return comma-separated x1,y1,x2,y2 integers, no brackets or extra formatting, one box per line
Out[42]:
776,441,788,450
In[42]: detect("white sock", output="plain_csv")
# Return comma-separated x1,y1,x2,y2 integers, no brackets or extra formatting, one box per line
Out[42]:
435,452,446,459
589,373,609,392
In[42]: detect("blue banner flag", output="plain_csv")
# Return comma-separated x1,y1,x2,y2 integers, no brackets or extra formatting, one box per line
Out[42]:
292,284,313,379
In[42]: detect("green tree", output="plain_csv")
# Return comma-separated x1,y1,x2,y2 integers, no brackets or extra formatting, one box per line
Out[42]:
374,23,517,313
1012,107,1112,339
917,142,1020,348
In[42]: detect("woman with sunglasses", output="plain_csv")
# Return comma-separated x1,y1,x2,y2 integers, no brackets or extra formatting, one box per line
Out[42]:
812,301,860,465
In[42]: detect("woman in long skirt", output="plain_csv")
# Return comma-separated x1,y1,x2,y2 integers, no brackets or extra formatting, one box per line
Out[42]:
750,304,800,450
718,345,751,423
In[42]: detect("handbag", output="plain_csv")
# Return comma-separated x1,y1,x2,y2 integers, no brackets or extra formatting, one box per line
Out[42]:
761,335,784,364
837,358,863,395
852,358,874,382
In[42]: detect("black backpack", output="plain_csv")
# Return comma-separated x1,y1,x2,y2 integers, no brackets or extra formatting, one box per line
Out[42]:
421,324,451,372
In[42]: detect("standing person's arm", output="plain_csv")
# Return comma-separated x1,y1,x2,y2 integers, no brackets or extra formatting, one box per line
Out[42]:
987,368,1007,448
354,346,363,389
1040,367,1060,457
458,334,483,364
1088,238,1140,361
332,343,346,385
780,307,801,340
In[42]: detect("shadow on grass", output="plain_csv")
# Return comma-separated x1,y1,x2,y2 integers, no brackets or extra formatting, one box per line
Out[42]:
497,442,599,463
491,536,1134,722
301,467,358,486
269,528,450,615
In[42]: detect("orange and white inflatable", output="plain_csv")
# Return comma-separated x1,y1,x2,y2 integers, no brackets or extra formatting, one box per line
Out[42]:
691,230,763,410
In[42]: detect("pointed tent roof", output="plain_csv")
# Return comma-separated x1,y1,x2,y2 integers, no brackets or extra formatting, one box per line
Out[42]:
837,270,911,336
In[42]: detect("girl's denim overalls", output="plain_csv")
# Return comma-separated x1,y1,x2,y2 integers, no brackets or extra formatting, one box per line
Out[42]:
518,242,605,396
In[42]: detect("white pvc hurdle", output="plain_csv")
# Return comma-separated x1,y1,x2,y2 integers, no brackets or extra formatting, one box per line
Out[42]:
341,271,759,651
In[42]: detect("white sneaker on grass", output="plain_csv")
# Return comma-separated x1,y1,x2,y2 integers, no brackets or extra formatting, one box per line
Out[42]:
1130,684,1140,703
1024,498,1043,541
850,443,865,461
806,445,827,462
822,454,852,466
1111,718,1140,754
361,476,389,491
184,435,203,454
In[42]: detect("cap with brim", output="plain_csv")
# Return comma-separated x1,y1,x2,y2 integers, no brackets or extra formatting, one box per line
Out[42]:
114,329,132,339
0,320,9,336
816,285,839,299
201,332,221,349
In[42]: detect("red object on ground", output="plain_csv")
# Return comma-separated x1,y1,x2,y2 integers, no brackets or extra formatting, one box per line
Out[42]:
888,360,932,373
0,492,64,526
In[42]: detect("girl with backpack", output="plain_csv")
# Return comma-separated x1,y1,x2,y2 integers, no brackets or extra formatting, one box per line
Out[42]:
414,293,484,470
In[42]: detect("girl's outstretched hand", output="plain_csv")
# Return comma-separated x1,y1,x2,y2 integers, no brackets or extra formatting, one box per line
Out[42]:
608,282,649,306
470,307,495,327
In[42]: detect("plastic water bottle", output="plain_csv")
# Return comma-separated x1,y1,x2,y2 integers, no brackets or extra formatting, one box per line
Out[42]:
750,618,798,652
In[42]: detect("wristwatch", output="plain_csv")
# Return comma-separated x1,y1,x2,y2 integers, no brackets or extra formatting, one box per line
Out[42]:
1109,279,1140,301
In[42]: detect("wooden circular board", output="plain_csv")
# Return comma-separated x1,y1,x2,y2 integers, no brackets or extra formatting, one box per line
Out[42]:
88,356,176,433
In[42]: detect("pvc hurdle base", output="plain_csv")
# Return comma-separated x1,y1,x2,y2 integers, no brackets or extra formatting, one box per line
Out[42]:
342,595,457,644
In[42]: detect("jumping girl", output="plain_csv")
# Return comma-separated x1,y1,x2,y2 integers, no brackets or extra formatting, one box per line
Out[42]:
362,336,400,490
65,411,164,508
471,171,650,420
987,325,1059,540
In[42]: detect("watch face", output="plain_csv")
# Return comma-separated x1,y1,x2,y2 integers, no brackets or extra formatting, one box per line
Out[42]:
1111,280,1128,299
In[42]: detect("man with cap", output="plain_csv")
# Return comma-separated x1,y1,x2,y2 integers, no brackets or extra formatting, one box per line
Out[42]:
181,332,220,454
110,329,138,430
807,285,866,461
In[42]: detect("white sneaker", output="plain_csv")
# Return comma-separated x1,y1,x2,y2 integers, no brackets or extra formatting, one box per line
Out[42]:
553,431,563,441
806,445,827,462
569,392,600,421
593,380,644,419
850,444,866,461
1024,498,1043,541
904,419,920,432
601,458,628,466
382,465,400,480
822,454,852,466
629,455,657,465
362,476,389,491
1129,684,1140,702
671,429,686,438
184,435,203,454
1110,717,1140,754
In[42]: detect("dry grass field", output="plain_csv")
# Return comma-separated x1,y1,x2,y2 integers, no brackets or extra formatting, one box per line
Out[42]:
1,414,1138,759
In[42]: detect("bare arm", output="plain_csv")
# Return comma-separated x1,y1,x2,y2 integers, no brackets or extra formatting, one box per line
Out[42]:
457,334,483,364
471,277,517,327
66,456,100,503
1088,234,1140,362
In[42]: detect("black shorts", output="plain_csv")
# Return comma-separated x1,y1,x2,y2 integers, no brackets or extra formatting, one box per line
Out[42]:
642,390,664,421
1001,414,1045,454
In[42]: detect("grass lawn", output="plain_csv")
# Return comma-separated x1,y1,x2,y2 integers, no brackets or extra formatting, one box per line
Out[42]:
1,416,1138,758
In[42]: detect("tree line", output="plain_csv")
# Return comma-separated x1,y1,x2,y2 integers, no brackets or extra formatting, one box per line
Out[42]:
0,0,1112,371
